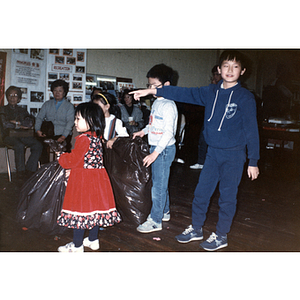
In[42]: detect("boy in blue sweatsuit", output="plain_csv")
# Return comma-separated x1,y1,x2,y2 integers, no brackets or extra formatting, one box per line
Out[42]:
130,50,260,251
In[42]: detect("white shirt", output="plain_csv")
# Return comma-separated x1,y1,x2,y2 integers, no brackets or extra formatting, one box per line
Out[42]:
104,114,129,140
143,97,178,154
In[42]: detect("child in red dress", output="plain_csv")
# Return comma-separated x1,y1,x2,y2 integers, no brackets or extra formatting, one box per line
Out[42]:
57,102,121,252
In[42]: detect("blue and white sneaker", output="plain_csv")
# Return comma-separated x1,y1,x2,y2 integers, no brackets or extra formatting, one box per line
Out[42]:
162,211,170,222
175,225,203,243
200,232,228,251
137,218,162,233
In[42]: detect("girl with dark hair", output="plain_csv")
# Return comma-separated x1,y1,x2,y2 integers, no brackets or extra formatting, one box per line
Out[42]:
92,91,128,148
57,102,121,252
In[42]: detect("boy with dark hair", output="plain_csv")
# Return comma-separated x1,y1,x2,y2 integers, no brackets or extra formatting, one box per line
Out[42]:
132,63,178,233
130,50,259,250
146,63,177,86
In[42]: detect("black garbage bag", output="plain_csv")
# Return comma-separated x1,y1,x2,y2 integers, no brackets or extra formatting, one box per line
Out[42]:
16,161,68,235
104,137,152,226
44,139,67,152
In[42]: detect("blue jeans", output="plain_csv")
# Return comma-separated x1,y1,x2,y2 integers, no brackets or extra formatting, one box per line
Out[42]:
192,146,246,236
4,136,43,172
150,144,176,224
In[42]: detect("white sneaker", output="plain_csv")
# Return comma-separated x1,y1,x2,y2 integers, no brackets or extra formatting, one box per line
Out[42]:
190,163,203,170
162,211,170,222
58,242,84,252
83,237,100,250
137,219,162,233
175,158,185,164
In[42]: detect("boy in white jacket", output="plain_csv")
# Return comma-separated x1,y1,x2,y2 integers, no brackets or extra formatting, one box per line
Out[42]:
133,64,178,233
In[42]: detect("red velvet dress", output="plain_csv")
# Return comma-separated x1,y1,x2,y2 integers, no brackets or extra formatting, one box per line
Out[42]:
57,132,121,229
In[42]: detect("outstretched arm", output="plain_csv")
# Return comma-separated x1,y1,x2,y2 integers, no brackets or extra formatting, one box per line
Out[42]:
131,86,206,107
129,88,157,101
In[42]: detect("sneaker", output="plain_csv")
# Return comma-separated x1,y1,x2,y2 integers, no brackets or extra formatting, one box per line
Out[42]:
200,232,228,251
58,242,84,253
175,158,185,164
137,218,162,233
175,225,203,243
162,211,170,222
83,237,100,250
190,163,204,170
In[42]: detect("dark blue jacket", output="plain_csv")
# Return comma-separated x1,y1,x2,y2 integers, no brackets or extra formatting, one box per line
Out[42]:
156,80,260,166
0,104,34,138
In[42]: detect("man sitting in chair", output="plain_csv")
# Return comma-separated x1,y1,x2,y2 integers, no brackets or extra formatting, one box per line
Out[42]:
0,86,42,177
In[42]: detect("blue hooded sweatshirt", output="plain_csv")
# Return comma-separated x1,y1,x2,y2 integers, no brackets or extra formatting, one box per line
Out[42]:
156,80,260,167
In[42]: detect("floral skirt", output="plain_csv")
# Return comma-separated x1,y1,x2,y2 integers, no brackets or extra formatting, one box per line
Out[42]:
57,208,121,230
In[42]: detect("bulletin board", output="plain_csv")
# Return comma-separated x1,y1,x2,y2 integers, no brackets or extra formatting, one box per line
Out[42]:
10,49,46,116
47,49,87,106
85,74,117,101
10,49,87,116
85,74,135,103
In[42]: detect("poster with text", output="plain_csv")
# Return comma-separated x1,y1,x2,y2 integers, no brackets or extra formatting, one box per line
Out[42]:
10,49,46,114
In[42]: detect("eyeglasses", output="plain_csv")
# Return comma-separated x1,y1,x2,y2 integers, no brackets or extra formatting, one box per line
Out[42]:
146,83,163,89
9,94,19,97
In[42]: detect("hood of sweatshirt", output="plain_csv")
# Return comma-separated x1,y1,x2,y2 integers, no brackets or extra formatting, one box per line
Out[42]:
207,80,242,131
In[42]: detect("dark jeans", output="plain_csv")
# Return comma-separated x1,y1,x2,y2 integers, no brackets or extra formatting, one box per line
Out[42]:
4,136,43,172
192,146,246,236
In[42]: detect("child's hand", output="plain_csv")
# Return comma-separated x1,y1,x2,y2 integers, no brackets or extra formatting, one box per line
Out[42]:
129,89,156,101
132,130,145,139
247,166,259,181
65,169,71,178
143,151,159,167
106,139,115,149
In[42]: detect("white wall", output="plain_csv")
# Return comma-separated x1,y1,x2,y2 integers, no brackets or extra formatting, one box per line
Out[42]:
87,49,220,88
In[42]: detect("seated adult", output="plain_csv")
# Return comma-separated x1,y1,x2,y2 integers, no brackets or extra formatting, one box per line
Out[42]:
120,89,144,135
35,79,74,163
0,86,43,176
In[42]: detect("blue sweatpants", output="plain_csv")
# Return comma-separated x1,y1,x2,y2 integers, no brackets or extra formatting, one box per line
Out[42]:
192,146,246,236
